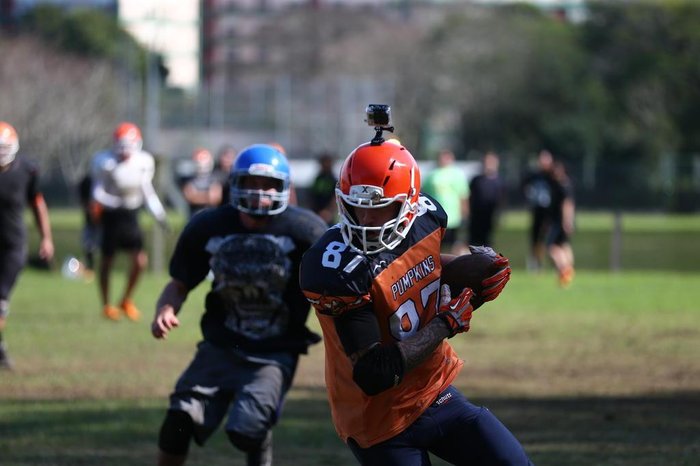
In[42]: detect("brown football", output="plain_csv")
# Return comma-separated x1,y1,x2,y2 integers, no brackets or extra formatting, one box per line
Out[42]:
440,252,502,309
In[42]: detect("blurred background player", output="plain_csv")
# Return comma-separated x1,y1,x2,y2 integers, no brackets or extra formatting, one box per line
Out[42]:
300,128,531,466
77,171,98,278
468,151,506,247
422,148,469,254
180,147,223,218
214,144,237,206
150,144,327,466
308,151,338,225
90,122,168,322
547,161,576,287
521,149,555,271
0,121,54,369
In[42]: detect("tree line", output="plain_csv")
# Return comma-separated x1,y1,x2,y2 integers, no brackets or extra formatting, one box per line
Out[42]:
2,1,699,211
393,1,700,211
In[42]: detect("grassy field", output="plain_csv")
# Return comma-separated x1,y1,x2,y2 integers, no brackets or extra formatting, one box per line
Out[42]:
36,208,700,273
1,267,699,465
3,209,699,465
492,210,700,271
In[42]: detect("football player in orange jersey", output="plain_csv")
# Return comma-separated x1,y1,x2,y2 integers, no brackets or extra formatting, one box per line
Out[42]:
300,111,532,465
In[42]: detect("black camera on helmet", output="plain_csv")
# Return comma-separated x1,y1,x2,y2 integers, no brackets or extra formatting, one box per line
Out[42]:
365,104,394,145
365,104,392,128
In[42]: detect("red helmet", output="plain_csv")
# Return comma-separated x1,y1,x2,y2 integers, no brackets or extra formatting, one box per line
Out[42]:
0,121,19,167
113,122,142,154
336,139,421,254
192,147,214,174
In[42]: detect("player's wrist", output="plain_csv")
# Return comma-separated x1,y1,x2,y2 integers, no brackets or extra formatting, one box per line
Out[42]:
437,312,461,338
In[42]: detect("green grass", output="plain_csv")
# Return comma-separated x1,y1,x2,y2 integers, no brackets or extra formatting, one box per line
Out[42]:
490,211,700,271
31,208,700,274
1,267,699,465
498,210,700,232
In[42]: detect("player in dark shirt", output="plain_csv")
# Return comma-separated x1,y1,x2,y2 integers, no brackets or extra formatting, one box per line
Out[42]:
0,121,54,370
150,144,327,466
309,152,338,225
468,151,506,247
180,148,223,218
214,144,237,207
546,161,576,287
521,149,556,271
77,173,98,273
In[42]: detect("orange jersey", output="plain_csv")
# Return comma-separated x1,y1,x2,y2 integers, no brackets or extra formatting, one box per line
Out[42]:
301,195,462,448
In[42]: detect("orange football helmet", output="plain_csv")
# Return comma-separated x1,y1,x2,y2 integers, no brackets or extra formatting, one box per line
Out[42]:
113,122,143,155
336,140,421,254
192,148,214,174
0,121,19,167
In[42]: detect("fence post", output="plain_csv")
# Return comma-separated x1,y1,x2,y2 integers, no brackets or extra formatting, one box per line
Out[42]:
610,210,622,271
146,51,165,274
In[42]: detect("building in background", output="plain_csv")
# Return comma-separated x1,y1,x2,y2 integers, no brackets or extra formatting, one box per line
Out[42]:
3,0,583,91
2,0,587,164
118,0,200,90
1,0,199,90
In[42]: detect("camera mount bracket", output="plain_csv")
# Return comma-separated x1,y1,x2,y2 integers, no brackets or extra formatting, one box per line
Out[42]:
371,125,395,145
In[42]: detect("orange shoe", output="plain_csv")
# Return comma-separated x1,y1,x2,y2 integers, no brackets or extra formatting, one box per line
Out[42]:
103,304,121,321
559,267,575,288
120,299,141,321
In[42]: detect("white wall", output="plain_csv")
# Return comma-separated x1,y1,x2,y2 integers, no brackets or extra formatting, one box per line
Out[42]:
118,0,200,89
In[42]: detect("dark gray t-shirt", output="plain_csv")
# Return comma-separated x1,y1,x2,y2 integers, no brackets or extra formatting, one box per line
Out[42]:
169,204,327,354
0,157,40,247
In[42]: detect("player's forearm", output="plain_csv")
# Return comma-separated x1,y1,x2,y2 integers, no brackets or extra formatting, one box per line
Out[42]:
156,280,189,315
352,318,451,396
182,185,207,205
142,181,167,221
396,317,451,372
32,194,53,242
92,183,123,208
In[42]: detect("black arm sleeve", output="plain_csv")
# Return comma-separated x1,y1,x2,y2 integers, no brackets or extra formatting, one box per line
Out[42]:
352,344,405,396
334,306,406,396
334,305,381,355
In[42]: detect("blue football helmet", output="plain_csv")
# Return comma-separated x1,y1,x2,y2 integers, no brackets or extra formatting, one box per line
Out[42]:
230,144,291,215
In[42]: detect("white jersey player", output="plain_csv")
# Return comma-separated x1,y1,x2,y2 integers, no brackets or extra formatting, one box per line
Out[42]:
90,122,168,322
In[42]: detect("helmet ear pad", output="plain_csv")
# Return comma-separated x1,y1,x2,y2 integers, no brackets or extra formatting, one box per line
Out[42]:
336,141,421,254
229,144,291,216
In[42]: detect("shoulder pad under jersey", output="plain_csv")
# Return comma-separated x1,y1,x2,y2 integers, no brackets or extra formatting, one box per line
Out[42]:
300,228,372,317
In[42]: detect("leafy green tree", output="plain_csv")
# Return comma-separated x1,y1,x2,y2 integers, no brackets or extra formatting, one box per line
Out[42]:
2,6,167,197
414,1,700,210
416,6,605,173
582,1,700,210
19,5,164,82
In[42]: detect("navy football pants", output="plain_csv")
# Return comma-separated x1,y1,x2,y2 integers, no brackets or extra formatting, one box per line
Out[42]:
348,385,534,466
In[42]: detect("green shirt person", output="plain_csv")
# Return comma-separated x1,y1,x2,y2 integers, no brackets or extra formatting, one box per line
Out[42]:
422,149,469,251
